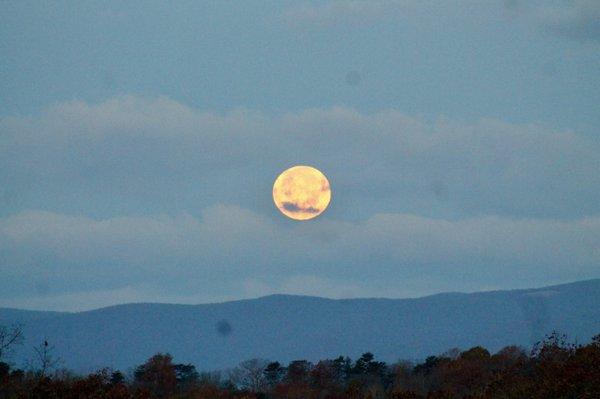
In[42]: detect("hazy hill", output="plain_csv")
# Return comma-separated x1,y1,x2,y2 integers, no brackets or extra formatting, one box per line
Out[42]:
1,279,599,372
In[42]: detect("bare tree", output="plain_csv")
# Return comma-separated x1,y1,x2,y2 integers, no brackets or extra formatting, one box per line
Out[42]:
32,339,62,377
230,358,269,392
0,323,23,361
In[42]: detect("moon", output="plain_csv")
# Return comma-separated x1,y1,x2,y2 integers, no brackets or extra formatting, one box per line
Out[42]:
273,165,331,220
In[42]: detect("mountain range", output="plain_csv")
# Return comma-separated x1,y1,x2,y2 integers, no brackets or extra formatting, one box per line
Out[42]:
1,279,599,373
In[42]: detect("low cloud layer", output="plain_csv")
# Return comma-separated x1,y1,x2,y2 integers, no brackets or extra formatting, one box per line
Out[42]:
1,95,599,310
1,206,599,310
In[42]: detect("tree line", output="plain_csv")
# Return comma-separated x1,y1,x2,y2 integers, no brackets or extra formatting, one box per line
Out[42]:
0,325,599,398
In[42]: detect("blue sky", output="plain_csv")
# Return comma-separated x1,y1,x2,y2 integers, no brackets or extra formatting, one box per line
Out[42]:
1,0,599,310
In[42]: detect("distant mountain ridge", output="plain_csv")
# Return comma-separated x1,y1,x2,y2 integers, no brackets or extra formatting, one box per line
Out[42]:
1,279,599,373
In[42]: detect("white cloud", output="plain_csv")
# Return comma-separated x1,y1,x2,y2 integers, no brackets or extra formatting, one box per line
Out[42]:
3,207,599,274
2,96,598,219
0,286,149,312
0,285,243,312
1,95,599,309
1,206,599,309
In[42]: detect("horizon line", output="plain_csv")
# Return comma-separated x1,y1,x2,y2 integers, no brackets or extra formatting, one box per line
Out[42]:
1,277,598,314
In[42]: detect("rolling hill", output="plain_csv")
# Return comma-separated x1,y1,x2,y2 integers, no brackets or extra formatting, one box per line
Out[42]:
1,279,599,373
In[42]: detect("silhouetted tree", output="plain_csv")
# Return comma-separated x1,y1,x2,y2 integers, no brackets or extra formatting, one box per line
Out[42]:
332,355,352,382
31,339,62,377
134,353,178,398
391,360,417,395
263,361,285,387
310,359,343,392
230,358,268,392
198,370,222,387
284,360,312,385
0,324,23,362
1,333,599,399
110,370,125,385
174,362,199,391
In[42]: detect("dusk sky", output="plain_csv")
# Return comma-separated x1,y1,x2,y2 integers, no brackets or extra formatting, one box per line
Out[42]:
1,0,599,311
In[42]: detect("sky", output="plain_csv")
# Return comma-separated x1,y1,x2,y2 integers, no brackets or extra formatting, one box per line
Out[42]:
1,0,599,311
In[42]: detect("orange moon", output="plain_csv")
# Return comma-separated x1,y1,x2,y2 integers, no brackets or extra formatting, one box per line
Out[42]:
272,165,331,220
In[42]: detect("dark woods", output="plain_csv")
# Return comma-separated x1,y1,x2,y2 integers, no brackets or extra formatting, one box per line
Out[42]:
1,331,599,399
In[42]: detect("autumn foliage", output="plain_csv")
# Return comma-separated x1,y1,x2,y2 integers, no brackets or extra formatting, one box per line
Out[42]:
1,332,599,398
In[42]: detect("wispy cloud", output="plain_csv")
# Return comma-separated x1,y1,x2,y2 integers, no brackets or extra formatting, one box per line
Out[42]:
537,1,600,42
282,1,600,42
504,0,600,42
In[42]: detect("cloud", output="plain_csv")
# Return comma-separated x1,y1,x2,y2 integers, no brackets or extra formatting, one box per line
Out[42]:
1,95,599,220
0,286,152,312
242,275,367,299
0,285,242,312
1,207,599,310
281,1,600,42
282,202,320,214
1,95,599,309
504,0,600,42
537,1,600,42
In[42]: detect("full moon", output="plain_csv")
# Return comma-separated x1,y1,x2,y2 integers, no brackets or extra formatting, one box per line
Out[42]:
273,165,331,220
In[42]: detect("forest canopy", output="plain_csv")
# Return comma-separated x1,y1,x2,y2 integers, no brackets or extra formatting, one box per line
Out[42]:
1,331,599,398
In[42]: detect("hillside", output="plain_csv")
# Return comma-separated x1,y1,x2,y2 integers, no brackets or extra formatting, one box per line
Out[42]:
1,279,599,372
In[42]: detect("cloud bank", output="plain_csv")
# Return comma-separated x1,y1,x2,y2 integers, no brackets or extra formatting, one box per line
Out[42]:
2,95,598,219
1,95,599,310
1,207,599,310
